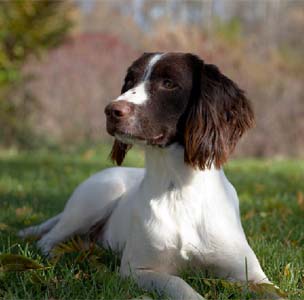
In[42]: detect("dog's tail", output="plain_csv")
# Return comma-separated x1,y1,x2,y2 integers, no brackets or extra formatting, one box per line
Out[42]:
18,213,62,240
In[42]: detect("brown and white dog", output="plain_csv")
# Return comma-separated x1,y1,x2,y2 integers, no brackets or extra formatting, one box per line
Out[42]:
19,53,279,299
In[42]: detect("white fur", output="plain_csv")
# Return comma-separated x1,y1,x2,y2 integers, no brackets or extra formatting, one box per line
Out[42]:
143,53,164,81
116,82,147,105
19,144,272,300
116,54,164,105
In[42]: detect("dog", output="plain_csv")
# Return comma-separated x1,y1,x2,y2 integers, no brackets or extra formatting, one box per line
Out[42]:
19,53,279,300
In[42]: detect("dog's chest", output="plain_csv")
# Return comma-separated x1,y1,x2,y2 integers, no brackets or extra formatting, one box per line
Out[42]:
105,163,245,273
135,187,205,262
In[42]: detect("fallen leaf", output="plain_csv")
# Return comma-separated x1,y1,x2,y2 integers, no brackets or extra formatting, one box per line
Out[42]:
0,254,48,272
83,149,95,160
283,263,291,278
249,282,287,298
0,223,8,230
202,278,212,286
297,191,304,211
51,235,90,261
15,206,33,217
243,210,256,220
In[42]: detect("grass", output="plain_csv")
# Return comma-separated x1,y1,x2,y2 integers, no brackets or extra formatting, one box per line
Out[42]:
0,145,303,299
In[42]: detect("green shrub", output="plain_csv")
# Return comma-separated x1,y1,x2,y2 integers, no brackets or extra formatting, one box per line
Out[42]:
0,0,73,148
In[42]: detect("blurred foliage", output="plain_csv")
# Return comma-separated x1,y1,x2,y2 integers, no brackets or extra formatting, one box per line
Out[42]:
214,17,242,43
0,0,73,148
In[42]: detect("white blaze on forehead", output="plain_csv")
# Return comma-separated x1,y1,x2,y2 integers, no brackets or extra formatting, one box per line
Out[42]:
116,82,147,104
115,53,165,105
143,53,164,81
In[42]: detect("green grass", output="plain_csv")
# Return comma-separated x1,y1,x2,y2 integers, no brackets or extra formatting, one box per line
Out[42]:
0,146,303,299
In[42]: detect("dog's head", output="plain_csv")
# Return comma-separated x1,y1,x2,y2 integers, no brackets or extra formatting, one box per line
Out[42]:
105,53,254,169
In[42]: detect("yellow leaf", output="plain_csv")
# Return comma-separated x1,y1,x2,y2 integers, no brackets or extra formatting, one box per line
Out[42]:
82,149,95,160
297,191,304,211
283,263,291,278
249,282,287,298
51,235,89,259
15,206,32,217
0,254,48,272
0,223,8,230
202,278,212,286
243,210,256,220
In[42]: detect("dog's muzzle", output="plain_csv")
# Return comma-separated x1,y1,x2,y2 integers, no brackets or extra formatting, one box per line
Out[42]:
104,100,135,136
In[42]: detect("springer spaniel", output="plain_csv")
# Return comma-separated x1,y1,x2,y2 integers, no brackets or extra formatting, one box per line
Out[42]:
19,53,280,299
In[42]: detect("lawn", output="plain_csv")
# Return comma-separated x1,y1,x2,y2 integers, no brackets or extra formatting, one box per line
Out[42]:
0,145,303,299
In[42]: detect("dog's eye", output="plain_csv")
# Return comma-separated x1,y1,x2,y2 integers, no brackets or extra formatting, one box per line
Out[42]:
162,79,177,90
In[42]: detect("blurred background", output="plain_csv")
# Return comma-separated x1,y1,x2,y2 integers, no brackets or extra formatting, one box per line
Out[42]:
0,0,303,158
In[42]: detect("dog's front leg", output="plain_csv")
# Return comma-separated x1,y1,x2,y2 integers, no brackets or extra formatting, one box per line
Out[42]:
123,269,206,300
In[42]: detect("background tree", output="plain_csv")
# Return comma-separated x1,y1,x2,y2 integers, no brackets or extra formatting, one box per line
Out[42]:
0,0,74,147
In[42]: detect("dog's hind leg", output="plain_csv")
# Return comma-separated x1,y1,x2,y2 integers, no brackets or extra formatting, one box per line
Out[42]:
18,167,143,256
36,217,82,256
18,213,62,240
36,199,118,256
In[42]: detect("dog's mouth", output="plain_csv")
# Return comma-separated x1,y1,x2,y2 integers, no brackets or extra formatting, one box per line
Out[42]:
106,118,169,147
114,131,165,146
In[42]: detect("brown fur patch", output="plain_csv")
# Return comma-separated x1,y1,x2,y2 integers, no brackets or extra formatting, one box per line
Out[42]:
183,61,255,170
110,139,132,165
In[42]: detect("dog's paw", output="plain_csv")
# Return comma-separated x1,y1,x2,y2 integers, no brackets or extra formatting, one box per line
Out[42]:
37,236,55,257
18,226,39,239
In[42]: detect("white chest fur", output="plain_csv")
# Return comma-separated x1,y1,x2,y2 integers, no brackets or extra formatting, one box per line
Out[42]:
104,145,255,277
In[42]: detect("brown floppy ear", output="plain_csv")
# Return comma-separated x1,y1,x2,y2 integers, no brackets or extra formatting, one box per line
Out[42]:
110,139,132,166
183,58,254,170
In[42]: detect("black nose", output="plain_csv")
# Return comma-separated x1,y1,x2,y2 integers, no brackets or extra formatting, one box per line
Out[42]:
104,100,133,119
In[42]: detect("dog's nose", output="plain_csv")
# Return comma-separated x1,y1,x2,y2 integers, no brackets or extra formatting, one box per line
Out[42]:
105,101,132,119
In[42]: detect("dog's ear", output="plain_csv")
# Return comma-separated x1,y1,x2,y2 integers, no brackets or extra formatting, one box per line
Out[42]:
110,139,132,166
182,57,254,170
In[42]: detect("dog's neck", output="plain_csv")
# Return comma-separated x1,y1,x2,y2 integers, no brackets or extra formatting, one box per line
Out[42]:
143,143,225,192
